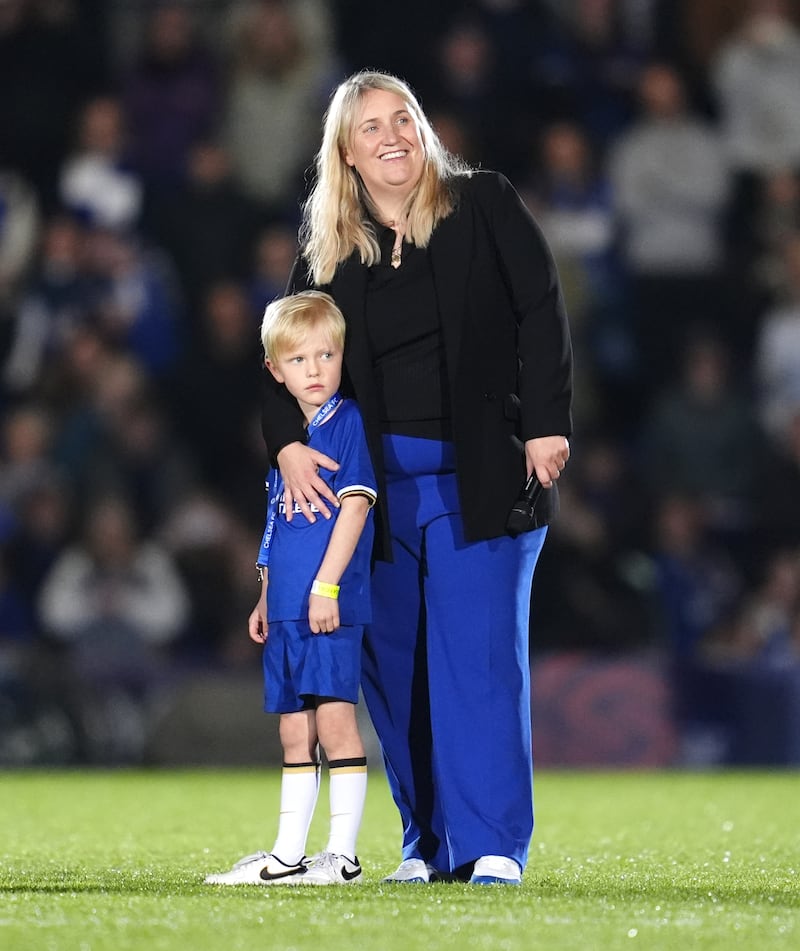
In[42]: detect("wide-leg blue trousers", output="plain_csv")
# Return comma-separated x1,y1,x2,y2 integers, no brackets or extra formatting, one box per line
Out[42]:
361,435,546,873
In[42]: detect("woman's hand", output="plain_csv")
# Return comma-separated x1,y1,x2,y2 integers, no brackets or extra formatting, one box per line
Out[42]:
525,435,570,488
277,442,340,522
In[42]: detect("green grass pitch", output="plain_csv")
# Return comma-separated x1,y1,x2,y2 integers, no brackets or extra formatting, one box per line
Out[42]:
0,769,797,951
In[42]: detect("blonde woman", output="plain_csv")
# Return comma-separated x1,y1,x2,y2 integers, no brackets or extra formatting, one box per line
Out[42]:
261,71,573,885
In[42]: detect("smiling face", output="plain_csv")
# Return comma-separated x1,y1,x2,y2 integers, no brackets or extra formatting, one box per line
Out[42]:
343,88,425,214
266,321,343,423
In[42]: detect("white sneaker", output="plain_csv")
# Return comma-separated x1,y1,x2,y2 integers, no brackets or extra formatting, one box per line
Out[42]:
204,851,308,885
469,855,521,885
382,858,438,883
300,851,362,885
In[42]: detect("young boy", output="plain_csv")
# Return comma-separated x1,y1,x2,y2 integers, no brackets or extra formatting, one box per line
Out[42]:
205,291,376,887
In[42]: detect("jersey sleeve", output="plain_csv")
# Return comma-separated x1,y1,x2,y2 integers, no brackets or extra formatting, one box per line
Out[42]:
331,405,378,507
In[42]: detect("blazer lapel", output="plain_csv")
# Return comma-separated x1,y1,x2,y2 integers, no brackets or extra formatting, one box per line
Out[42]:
428,199,473,386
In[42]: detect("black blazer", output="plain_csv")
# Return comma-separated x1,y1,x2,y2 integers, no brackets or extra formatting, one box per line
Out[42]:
261,170,573,562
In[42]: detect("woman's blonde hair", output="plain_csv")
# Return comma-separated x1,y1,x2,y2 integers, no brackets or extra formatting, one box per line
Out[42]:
261,290,345,362
301,70,471,286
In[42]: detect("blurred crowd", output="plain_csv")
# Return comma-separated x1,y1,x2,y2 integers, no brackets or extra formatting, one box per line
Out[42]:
1,0,800,766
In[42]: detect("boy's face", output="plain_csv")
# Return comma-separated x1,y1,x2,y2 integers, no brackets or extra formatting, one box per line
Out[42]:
266,323,343,423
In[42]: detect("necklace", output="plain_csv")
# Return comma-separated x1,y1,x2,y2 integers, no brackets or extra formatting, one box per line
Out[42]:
388,219,403,268
390,239,402,268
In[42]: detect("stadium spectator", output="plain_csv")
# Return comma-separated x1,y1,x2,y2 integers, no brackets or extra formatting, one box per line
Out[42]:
755,404,800,558
0,542,32,641
79,393,197,536
0,0,110,208
43,326,133,478
521,120,632,433
160,488,254,660
711,0,800,297
0,402,58,514
2,471,72,627
532,430,655,652
704,547,800,666
168,279,265,521
221,0,334,221
2,215,92,396
144,139,262,315
246,221,298,315
638,331,762,549
724,168,800,345
531,0,645,151
79,226,182,378
753,170,800,289
754,230,800,441
647,488,744,764
0,168,41,328
692,545,800,765
36,492,190,762
608,62,731,398
711,0,800,180
58,96,143,233
423,16,514,177
121,1,221,193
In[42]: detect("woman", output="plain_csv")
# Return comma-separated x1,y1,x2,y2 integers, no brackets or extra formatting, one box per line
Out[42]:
260,71,573,885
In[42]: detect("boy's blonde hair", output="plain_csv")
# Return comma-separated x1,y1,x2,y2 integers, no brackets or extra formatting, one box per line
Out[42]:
261,290,346,362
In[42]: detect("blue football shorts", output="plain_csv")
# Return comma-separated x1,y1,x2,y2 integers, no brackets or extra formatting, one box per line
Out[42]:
262,619,363,713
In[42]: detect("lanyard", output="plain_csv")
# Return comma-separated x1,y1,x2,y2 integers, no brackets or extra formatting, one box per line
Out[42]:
307,392,342,432
257,393,343,566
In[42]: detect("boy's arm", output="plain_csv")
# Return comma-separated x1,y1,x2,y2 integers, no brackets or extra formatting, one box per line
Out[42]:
308,495,372,635
248,570,268,644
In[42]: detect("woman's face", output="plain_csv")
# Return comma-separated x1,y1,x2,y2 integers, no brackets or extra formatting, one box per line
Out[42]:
343,88,424,209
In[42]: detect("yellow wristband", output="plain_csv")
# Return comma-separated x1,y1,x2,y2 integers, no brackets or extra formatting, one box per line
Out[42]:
311,579,340,599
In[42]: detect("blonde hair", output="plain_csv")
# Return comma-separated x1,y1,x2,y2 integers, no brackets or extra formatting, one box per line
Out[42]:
261,290,346,361
301,70,471,286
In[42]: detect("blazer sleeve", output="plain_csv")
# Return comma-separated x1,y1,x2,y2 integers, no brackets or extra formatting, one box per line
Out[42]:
259,255,312,462
474,172,573,441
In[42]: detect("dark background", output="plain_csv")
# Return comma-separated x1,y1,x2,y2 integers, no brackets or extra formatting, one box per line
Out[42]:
1,0,799,768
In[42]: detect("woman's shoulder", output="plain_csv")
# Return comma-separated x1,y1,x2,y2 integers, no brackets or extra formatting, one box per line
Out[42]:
451,168,513,199
449,169,521,216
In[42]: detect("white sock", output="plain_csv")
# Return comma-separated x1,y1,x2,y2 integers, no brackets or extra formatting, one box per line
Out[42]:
270,761,320,864
325,757,367,860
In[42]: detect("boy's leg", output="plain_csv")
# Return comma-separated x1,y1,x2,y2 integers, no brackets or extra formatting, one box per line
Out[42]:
271,709,321,865
204,708,319,885
316,700,367,861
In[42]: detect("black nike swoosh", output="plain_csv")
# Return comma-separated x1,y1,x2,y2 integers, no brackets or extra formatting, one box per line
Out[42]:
341,865,361,881
260,864,306,881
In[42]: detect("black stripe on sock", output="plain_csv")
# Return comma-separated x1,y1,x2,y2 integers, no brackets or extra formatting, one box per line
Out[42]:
328,757,367,770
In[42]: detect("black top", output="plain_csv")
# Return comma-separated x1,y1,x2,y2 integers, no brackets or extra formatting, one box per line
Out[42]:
366,224,451,441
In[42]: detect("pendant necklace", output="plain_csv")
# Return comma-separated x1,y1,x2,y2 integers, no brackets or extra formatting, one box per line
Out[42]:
389,219,403,269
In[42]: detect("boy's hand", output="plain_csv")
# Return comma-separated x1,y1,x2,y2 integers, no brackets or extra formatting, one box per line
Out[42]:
308,594,340,635
248,602,268,643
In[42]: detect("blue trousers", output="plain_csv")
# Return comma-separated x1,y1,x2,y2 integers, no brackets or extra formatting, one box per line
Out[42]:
361,435,546,873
